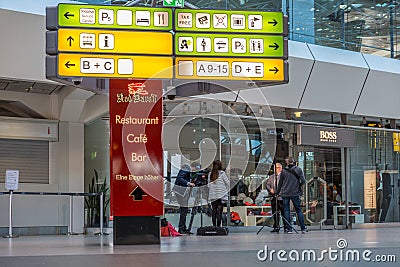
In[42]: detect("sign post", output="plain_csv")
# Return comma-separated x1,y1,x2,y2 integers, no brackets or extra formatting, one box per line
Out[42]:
3,170,19,238
109,79,164,244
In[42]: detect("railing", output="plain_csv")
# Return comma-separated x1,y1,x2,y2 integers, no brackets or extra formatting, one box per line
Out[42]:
0,191,105,238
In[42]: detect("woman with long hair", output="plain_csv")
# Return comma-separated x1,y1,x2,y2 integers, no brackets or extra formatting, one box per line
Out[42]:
208,160,230,227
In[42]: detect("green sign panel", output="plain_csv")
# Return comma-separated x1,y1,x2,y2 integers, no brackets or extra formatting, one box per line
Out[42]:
175,9,286,34
163,0,184,7
175,33,287,58
47,4,172,31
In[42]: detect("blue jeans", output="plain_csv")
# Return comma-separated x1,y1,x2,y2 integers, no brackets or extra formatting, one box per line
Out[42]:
282,196,306,231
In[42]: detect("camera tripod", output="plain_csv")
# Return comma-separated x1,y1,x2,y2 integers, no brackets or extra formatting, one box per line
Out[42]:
256,195,298,234
187,186,209,233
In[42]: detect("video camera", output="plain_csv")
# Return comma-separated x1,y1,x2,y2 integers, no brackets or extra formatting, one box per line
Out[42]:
191,169,210,187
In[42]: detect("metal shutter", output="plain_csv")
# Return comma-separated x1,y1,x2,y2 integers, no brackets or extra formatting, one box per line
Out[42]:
0,138,49,184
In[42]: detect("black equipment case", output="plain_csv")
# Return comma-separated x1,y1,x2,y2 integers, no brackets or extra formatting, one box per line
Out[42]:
196,226,229,236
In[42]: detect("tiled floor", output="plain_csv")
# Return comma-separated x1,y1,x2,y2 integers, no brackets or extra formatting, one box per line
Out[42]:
0,226,399,267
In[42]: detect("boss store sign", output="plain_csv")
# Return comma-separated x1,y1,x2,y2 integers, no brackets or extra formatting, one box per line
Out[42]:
297,125,355,148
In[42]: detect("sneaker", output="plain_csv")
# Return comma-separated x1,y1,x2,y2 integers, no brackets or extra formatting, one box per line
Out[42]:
301,229,308,234
285,230,293,234
270,228,279,233
180,230,193,235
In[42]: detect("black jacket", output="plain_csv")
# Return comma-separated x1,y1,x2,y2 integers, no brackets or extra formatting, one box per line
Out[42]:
277,165,306,197
175,169,192,187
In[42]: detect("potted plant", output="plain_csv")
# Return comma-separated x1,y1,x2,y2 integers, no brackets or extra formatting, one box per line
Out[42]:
85,169,110,228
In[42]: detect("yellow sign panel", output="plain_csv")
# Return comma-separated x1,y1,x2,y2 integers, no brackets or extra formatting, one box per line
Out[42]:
57,29,173,55
175,57,286,81
57,53,173,78
394,133,400,152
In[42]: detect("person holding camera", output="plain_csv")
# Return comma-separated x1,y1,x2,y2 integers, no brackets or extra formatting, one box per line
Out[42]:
277,157,307,234
174,163,195,234
266,163,285,233
208,160,230,227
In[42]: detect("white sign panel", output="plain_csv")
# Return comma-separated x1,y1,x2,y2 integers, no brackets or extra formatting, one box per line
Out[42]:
196,61,229,77
177,13,192,28
80,57,115,74
80,8,95,24
5,170,19,191
364,170,376,209
232,62,264,77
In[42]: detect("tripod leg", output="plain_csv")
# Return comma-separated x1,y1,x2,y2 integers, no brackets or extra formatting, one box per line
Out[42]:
256,212,277,235
187,188,202,232
187,208,197,232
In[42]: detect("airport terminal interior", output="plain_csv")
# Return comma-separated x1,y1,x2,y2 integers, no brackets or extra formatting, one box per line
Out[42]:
0,0,400,241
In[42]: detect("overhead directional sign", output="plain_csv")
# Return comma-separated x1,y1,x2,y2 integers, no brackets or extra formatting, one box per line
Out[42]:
175,57,287,81
175,33,287,58
175,9,287,34
47,29,173,55
45,4,289,83
46,54,173,79
46,4,172,31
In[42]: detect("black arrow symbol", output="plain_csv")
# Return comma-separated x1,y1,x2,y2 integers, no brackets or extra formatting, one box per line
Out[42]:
129,186,147,201
67,36,74,46
64,12,74,19
268,43,279,50
268,19,278,26
65,61,75,68
269,67,279,74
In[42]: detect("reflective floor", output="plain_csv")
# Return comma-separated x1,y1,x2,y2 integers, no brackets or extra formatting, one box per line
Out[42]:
0,226,399,267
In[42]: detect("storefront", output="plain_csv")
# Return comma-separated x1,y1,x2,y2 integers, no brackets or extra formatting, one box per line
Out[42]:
295,124,355,227
159,111,400,229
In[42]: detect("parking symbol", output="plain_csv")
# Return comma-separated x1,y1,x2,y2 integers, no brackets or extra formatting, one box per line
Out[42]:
99,9,114,25
232,38,246,53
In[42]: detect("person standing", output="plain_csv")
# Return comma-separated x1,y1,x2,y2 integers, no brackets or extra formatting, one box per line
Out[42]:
277,157,308,234
174,163,195,234
266,163,285,233
208,160,230,227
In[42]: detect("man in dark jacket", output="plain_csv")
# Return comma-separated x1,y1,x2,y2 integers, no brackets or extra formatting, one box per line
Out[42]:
277,157,307,234
174,163,195,234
